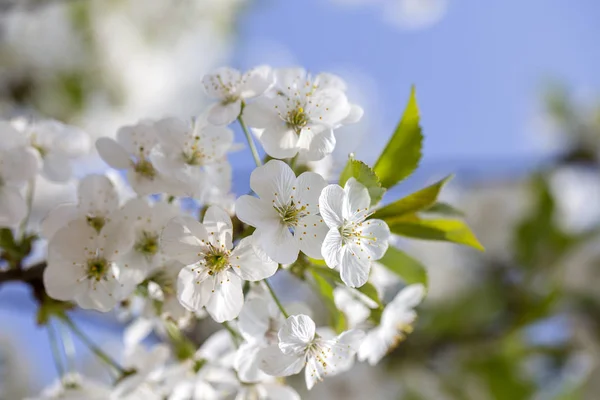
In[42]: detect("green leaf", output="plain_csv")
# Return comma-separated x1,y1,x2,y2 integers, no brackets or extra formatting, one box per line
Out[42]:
386,215,484,251
339,159,386,206
372,175,452,220
310,265,383,307
378,246,428,287
373,86,423,189
310,270,347,333
422,202,465,217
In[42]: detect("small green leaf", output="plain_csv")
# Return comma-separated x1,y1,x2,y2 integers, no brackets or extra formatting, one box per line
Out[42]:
310,270,347,333
373,86,423,189
372,175,453,220
378,246,428,287
386,215,484,251
339,159,386,206
422,202,465,217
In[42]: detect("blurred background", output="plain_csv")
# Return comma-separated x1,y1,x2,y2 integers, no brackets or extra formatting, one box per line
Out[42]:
1,0,600,398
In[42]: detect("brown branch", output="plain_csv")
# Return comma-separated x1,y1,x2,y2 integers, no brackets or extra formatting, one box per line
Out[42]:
0,262,46,284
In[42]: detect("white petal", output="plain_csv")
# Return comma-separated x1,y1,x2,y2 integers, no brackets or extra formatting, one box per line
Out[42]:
234,342,266,383
278,314,315,355
238,297,270,341
203,205,233,249
177,266,211,313
260,125,299,159
243,97,282,129
205,270,244,322
124,318,154,348
274,68,307,92
202,67,241,98
42,152,72,182
358,219,390,260
343,178,370,221
99,219,136,257
259,383,300,400
249,159,296,206
307,89,350,126
77,175,119,217
47,220,97,264
258,345,305,377
0,187,27,227
239,65,274,98
358,328,389,366
296,214,328,260
303,127,336,161
339,243,371,288
194,124,234,162
294,171,327,211
322,229,343,269
234,195,280,228
230,236,278,281
1,147,41,183
161,216,208,265
96,137,131,169
75,272,121,312
341,104,364,125
390,283,426,310
43,263,87,302
0,121,27,149
116,122,158,157
41,203,78,239
318,184,345,228
253,224,299,265
206,101,242,126
153,117,192,150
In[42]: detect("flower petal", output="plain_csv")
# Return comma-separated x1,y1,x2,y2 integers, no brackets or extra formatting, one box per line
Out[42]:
161,216,209,265
243,96,281,128
77,175,119,217
203,205,233,249
296,214,328,260
177,266,212,313
339,243,371,288
278,314,315,355
322,229,343,269
253,224,299,265
239,65,274,98
0,187,27,228
230,237,278,281
42,153,72,182
259,125,299,160
258,345,305,377
295,171,327,212
238,297,271,341
318,184,345,228
96,138,131,169
235,195,279,228
343,178,370,221
249,160,296,206
41,203,78,239
358,219,390,260
206,101,242,126
205,270,244,322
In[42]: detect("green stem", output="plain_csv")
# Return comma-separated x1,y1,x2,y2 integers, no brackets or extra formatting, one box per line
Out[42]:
238,114,262,168
264,278,289,318
19,178,36,241
222,321,241,348
60,314,125,374
58,321,77,372
47,322,65,377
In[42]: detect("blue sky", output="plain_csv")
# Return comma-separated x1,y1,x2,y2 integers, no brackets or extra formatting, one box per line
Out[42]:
235,0,600,169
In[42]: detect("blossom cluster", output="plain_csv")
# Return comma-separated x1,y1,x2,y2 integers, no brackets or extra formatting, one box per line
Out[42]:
0,66,455,399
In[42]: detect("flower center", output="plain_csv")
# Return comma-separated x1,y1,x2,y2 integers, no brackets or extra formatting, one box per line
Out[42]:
286,107,309,133
134,158,156,179
86,215,105,232
86,257,108,281
183,138,204,166
274,201,307,228
135,231,159,256
204,244,230,275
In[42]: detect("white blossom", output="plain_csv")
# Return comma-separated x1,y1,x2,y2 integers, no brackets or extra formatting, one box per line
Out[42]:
0,121,41,227
235,160,328,264
162,206,278,322
12,118,90,182
358,284,425,365
202,66,274,126
41,174,120,240
244,68,362,161
96,121,184,196
25,373,111,400
259,314,364,390
319,178,390,287
43,218,135,312
150,117,234,203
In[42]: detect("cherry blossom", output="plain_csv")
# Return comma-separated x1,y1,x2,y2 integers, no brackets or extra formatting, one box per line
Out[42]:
319,178,391,287
235,160,328,264
161,206,278,322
